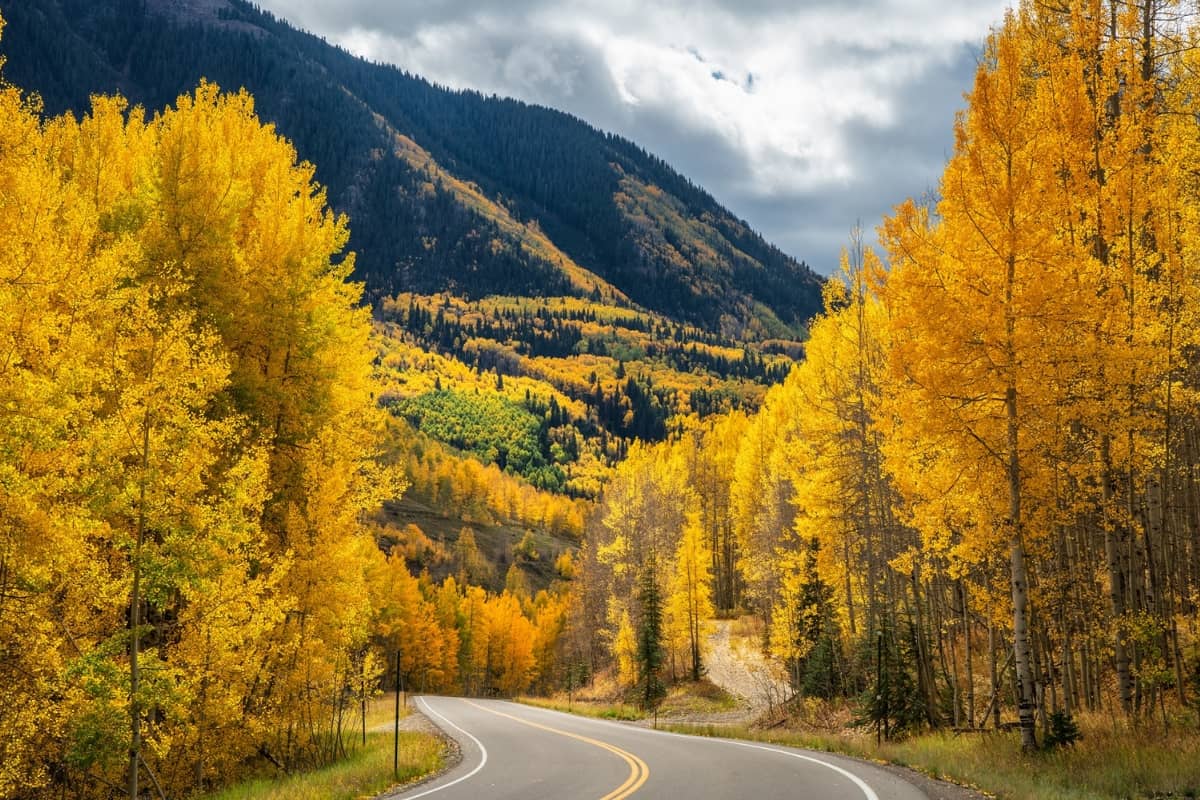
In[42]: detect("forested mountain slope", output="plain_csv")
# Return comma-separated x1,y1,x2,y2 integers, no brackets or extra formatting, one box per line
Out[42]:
0,0,823,337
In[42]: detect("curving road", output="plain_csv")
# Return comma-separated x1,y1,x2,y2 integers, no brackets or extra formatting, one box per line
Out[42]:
388,696,933,800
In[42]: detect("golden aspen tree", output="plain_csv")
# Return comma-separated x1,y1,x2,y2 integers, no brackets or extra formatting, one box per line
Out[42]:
0,15,430,791
554,551,577,580
432,578,464,693
1049,0,1188,718
665,511,714,681
455,527,492,585
167,482,286,790
96,285,249,797
2,81,313,795
0,73,257,795
783,238,894,639
505,563,531,600
371,549,465,694
0,64,121,794
592,444,651,642
0,102,48,780
879,7,1094,750
730,377,802,615
530,590,571,692
458,585,491,694
484,592,536,695
145,84,398,769
613,610,639,687
758,236,919,710
678,412,746,613
1160,29,1200,709
590,441,692,689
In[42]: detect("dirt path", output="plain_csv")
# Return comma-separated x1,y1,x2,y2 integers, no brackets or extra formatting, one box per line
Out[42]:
701,619,792,721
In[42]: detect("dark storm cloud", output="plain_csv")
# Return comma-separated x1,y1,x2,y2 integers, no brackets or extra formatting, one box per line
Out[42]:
258,0,1010,273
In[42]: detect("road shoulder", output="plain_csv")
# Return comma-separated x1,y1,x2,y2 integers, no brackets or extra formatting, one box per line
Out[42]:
515,697,992,800
851,759,992,800
376,705,463,799
661,725,993,800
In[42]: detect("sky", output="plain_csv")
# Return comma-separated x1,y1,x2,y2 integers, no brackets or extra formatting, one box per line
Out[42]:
256,0,1011,274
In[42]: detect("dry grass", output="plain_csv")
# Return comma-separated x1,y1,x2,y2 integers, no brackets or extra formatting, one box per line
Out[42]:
729,614,766,641
666,710,1200,800
658,680,740,716
518,695,644,721
198,733,441,800
520,675,739,722
877,721,1200,800
365,692,413,729
652,681,734,719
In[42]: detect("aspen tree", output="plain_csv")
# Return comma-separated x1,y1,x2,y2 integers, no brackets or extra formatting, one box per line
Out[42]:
666,511,714,681
880,8,1093,750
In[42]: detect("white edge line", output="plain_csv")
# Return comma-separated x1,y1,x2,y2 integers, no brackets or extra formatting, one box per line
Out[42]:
701,738,881,800
506,702,880,800
395,697,489,799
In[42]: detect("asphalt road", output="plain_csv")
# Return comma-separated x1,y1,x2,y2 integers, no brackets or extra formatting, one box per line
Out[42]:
389,696,933,800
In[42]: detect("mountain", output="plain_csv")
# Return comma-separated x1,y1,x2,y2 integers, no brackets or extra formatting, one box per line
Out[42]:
0,0,824,338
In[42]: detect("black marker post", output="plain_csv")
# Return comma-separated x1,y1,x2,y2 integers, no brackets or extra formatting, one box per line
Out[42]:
394,648,402,779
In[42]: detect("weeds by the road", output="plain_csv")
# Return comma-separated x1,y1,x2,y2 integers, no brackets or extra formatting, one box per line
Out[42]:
199,695,443,800
878,722,1200,800
523,682,1200,800
199,732,442,800
657,680,740,716
519,680,738,723
664,711,1200,800
518,695,644,720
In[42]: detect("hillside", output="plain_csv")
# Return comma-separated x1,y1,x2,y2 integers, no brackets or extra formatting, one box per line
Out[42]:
0,0,824,338
0,0,816,603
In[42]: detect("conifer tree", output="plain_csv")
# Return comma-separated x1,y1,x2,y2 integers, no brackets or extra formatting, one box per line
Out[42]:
636,559,667,712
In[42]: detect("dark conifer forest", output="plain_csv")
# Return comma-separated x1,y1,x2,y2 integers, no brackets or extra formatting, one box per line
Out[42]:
0,0,823,334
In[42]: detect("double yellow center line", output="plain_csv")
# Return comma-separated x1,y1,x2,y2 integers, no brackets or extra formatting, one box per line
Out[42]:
462,700,649,799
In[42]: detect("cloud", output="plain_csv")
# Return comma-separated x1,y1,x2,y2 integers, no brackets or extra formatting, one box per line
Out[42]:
257,0,1011,272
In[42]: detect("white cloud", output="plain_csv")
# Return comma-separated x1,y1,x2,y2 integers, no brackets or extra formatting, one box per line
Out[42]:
257,0,1011,271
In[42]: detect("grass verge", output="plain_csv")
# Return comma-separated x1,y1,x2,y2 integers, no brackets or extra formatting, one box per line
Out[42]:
199,732,442,800
662,715,1200,800
657,680,740,716
521,689,1200,799
200,696,444,800
517,695,644,720
519,680,737,722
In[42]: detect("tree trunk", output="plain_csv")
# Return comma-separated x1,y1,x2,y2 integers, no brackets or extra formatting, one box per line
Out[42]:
1006,379,1037,751
129,399,153,800
962,581,974,728
1103,435,1135,716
